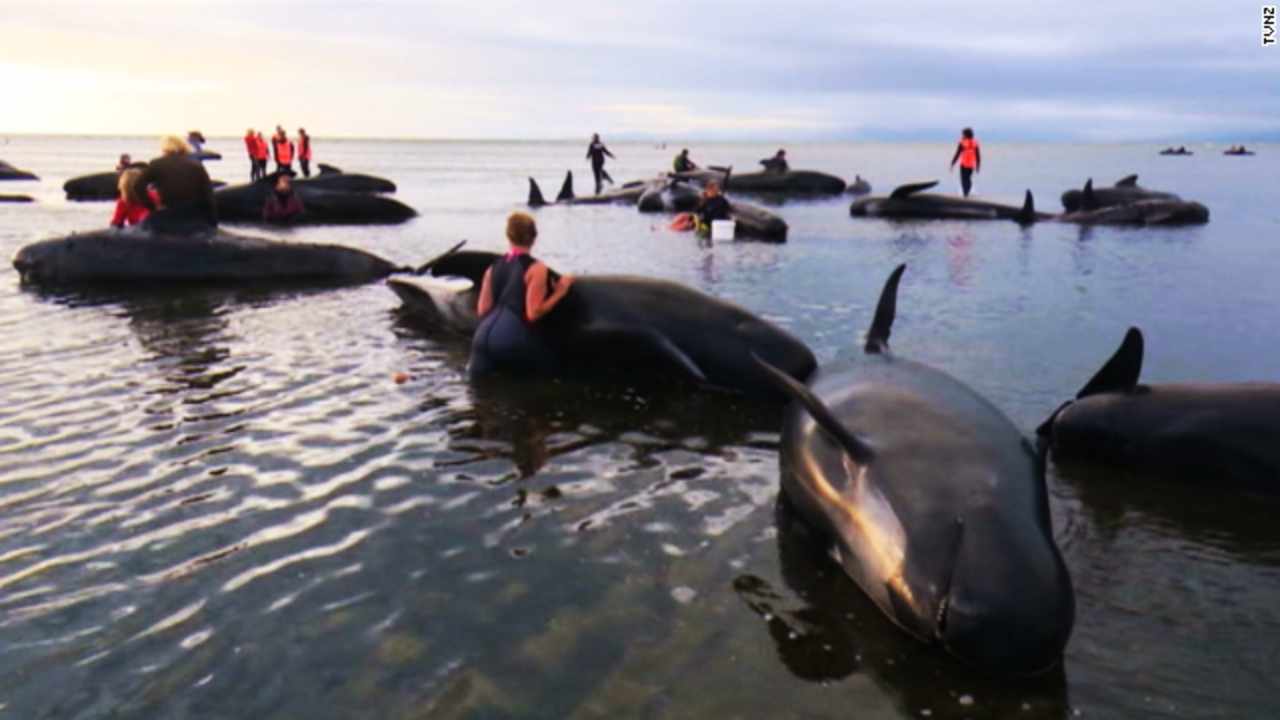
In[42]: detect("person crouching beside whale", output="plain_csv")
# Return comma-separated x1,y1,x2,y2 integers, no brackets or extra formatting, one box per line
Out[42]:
469,212,575,378
760,149,789,173
263,174,306,224
673,148,698,172
109,169,159,229
696,180,732,233
132,135,219,234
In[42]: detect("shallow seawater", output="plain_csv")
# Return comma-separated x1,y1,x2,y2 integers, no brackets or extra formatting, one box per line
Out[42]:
2,136,1280,718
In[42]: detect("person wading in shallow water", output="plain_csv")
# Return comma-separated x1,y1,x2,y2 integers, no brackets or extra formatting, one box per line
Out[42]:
469,212,575,378
132,135,218,233
949,127,981,198
586,133,615,195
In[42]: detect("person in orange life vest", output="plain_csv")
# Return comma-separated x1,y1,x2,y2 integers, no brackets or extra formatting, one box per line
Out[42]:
949,127,981,197
244,128,262,181
297,128,313,178
272,129,295,174
109,169,159,228
254,132,270,180
263,174,306,224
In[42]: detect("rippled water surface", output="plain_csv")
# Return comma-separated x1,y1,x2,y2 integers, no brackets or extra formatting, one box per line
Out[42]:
2,136,1280,718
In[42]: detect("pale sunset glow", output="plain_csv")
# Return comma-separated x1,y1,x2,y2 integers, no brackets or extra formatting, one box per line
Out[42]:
2,0,1276,141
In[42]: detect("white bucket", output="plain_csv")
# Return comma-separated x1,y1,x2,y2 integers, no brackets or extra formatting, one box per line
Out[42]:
710,219,736,242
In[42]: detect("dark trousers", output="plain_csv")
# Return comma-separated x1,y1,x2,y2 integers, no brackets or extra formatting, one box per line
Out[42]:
249,157,262,181
299,159,311,178
960,167,974,197
592,163,612,195
141,201,216,235
276,161,292,175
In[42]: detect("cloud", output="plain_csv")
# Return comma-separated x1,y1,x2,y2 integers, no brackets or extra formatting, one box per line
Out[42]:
0,0,1276,140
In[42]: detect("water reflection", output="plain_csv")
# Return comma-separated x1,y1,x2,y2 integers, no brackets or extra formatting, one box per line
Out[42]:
1050,454,1280,566
735,496,1072,719
452,373,784,480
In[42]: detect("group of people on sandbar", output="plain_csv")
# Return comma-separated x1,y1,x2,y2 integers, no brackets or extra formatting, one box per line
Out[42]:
244,126,313,181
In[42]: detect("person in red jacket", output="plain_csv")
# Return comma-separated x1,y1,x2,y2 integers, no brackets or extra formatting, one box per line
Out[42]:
110,168,159,228
263,174,306,223
272,128,294,174
297,128,313,178
254,131,270,180
244,128,261,181
949,127,982,197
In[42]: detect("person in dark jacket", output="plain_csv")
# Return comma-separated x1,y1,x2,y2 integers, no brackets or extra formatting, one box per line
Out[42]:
760,149,789,173
132,135,218,233
262,174,306,223
469,212,575,378
586,133,615,195
696,180,732,233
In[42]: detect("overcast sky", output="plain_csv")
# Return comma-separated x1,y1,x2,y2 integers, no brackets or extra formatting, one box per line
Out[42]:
2,0,1276,141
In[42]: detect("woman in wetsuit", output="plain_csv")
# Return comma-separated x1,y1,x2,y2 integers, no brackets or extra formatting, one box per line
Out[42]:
585,133,615,195
469,212,576,378
696,180,732,233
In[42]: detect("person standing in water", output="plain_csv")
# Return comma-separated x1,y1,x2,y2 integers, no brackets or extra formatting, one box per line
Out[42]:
254,131,270,180
244,129,261,181
272,127,294,175
132,135,218,232
297,128,313,178
470,212,575,378
585,133,615,195
949,127,981,197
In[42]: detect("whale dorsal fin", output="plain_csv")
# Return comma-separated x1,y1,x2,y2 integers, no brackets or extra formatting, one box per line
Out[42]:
1016,189,1037,225
413,239,467,275
528,178,547,207
1080,179,1100,211
1115,174,1139,188
889,181,939,200
1076,327,1144,398
556,171,575,202
752,354,874,463
865,264,906,354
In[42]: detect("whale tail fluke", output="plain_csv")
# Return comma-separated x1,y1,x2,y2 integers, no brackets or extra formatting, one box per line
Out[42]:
752,353,874,463
1016,190,1038,225
865,264,907,354
1080,179,1100,212
556,171,575,202
528,178,547,207
1075,327,1144,399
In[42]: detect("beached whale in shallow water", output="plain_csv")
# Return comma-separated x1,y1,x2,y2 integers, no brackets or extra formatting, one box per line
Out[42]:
672,167,847,195
527,171,655,207
1060,174,1179,212
214,179,416,225
0,194,34,203
1037,328,1280,496
11,227,406,286
0,160,38,181
850,181,1044,223
1056,179,1208,226
294,170,396,194
529,172,789,242
753,265,1075,675
64,170,227,201
387,247,816,396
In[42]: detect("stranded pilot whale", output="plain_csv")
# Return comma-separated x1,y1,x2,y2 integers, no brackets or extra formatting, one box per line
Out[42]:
1056,179,1208,226
1037,327,1280,496
1059,174,1178,212
753,265,1075,675
387,246,816,396
850,181,1044,223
